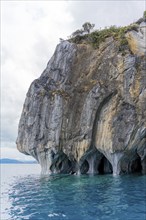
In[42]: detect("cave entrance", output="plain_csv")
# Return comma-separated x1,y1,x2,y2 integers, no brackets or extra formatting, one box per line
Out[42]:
58,161,63,170
141,156,146,174
98,156,113,174
57,158,72,174
130,156,142,173
80,160,89,174
50,152,72,174
120,154,143,174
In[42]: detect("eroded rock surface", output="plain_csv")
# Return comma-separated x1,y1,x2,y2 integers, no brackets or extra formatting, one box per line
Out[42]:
126,21,146,56
17,22,146,175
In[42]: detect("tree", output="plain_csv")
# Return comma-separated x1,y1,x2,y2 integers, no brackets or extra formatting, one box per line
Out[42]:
71,29,84,37
82,22,95,34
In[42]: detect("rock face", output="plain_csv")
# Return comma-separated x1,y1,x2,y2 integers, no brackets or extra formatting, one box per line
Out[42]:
17,21,146,175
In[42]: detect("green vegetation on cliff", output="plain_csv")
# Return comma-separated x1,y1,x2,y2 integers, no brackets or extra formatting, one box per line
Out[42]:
69,23,139,51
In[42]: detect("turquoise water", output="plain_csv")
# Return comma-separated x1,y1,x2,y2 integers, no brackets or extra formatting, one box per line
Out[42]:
1,164,146,220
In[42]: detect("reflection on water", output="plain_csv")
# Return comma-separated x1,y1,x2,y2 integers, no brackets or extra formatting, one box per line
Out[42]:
1,165,146,220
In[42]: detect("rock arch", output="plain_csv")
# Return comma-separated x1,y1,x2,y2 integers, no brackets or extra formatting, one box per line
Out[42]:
98,156,113,174
79,148,113,175
79,148,102,174
120,152,143,174
80,160,89,174
130,156,142,173
50,151,72,174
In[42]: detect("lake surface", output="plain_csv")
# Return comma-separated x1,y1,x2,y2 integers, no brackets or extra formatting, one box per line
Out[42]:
1,164,146,220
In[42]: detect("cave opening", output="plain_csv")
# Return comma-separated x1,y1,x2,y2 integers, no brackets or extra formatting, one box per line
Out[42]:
58,162,63,170
98,156,113,174
141,156,146,174
58,158,73,174
130,156,142,173
50,152,73,174
80,160,89,174
120,154,143,174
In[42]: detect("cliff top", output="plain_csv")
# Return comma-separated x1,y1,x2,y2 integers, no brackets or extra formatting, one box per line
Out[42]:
68,13,146,55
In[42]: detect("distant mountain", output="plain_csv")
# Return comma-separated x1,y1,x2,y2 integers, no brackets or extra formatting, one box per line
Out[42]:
0,158,37,164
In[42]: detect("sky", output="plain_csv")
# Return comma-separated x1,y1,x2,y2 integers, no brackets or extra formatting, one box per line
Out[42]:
1,0,145,161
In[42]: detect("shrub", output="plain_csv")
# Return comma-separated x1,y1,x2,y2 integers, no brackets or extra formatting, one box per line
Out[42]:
68,23,139,51
82,22,95,34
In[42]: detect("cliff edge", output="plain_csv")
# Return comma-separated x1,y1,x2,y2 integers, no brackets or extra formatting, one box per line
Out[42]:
17,19,146,175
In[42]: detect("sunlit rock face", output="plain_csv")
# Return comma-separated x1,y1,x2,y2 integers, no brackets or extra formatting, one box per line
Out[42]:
126,21,146,56
17,21,146,175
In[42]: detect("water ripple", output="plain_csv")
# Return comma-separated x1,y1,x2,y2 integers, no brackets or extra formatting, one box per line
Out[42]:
1,165,146,220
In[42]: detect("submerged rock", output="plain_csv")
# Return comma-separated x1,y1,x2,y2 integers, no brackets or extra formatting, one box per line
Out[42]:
17,20,146,175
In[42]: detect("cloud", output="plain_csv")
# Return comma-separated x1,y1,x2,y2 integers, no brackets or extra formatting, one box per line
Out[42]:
1,1,145,159
68,1,145,29
1,1,74,159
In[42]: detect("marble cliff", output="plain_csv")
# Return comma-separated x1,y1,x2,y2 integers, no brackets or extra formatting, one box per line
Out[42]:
17,19,146,175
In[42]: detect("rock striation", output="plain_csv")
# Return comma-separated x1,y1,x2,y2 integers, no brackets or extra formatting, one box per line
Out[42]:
17,20,146,175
